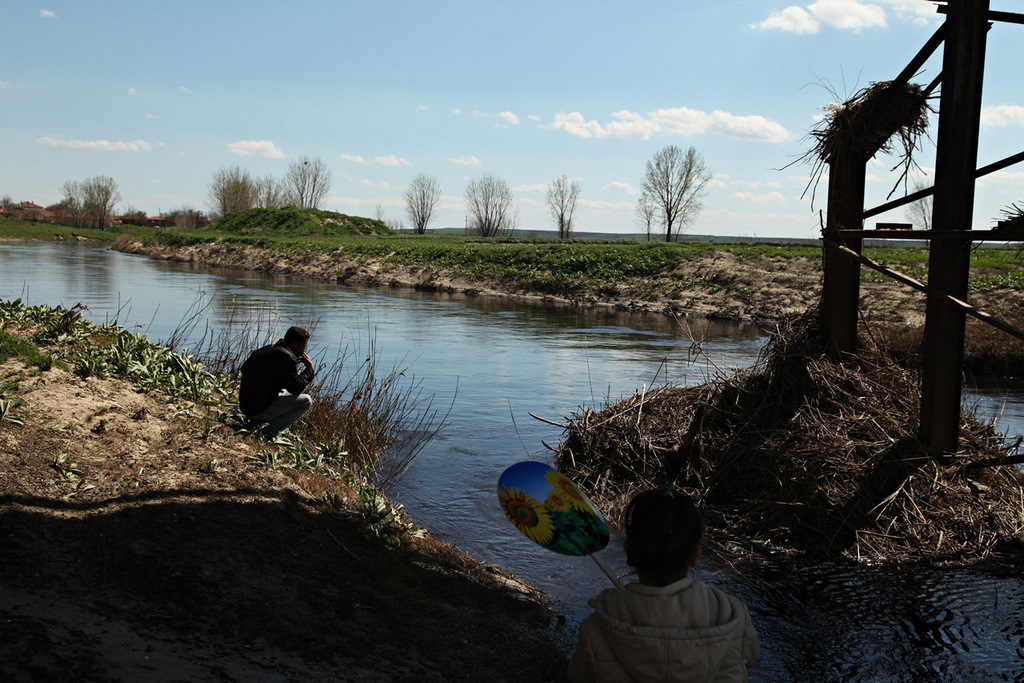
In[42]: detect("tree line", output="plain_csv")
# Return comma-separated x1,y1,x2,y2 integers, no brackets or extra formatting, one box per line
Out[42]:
7,145,729,240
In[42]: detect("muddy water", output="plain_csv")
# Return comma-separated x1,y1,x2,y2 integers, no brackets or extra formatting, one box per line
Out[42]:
2,241,1023,680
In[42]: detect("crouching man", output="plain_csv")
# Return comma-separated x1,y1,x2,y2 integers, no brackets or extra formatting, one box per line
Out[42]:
239,326,315,439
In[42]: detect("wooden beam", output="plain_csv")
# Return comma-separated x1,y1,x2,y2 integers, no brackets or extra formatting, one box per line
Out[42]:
827,241,1024,342
920,0,990,457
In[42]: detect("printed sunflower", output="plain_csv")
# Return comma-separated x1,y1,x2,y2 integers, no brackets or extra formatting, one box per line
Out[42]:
498,484,555,546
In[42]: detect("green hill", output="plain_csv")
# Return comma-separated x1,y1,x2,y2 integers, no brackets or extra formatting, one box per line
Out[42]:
209,207,391,237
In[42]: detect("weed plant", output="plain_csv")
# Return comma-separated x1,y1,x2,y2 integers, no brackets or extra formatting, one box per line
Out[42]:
1,296,450,497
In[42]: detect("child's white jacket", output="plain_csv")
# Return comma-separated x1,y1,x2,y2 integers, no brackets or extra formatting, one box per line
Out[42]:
568,575,760,682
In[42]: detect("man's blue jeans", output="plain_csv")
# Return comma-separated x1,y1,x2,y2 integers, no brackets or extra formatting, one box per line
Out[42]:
251,392,312,439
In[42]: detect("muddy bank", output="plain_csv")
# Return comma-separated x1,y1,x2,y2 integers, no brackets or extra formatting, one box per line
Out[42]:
114,239,934,327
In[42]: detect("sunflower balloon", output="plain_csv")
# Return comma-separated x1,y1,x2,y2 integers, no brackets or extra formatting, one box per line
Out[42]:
497,461,610,557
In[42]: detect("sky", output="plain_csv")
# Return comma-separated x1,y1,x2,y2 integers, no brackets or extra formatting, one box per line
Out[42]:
2,0,1023,240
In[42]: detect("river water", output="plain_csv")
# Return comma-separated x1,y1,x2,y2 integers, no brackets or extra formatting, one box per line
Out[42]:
2,241,1023,681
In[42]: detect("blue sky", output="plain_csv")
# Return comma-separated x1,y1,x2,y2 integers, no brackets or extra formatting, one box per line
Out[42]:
2,0,1022,239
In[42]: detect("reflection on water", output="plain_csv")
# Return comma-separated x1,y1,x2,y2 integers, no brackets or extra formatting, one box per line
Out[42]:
3,241,1023,679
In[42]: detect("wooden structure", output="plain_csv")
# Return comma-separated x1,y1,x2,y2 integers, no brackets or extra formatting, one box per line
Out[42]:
821,0,1024,456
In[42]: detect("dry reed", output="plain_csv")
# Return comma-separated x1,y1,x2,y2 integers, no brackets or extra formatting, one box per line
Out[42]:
556,309,1024,565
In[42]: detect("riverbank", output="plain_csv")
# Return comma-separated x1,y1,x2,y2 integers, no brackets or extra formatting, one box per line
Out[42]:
114,238,924,326
0,302,568,681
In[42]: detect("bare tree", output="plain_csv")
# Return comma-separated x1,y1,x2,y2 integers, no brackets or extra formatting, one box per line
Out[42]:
0,195,12,210
635,191,658,242
165,205,208,230
465,174,516,237
905,181,933,230
59,180,85,228
284,155,332,209
641,145,711,242
81,175,121,229
545,174,581,239
404,175,442,235
254,175,286,208
208,166,255,219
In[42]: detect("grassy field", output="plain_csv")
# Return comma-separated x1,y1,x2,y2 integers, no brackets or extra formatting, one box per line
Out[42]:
5,210,1024,296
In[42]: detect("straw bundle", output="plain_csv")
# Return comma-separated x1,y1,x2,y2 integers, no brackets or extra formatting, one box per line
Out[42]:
556,310,1024,565
801,80,934,205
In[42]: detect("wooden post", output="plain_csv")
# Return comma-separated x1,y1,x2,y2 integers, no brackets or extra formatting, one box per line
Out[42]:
919,0,990,456
822,152,866,357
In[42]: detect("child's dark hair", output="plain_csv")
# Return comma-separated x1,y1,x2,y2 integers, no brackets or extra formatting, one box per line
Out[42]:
624,488,704,582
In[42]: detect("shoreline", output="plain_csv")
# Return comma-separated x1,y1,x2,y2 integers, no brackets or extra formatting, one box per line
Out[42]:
112,238,933,328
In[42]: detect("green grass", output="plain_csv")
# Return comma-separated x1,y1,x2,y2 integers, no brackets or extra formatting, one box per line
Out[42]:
7,209,1024,301
0,217,116,241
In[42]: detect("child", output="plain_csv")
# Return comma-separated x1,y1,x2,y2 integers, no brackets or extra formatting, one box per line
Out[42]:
568,488,760,682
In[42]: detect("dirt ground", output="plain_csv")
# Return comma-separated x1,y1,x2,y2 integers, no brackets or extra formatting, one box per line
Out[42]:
0,363,569,681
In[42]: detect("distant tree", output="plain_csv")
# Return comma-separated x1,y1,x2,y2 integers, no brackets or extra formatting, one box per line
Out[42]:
283,155,332,209
641,145,711,242
404,174,442,235
165,205,208,230
635,191,657,242
208,166,256,219
465,174,516,237
59,180,85,228
545,174,581,239
254,175,286,209
905,181,933,230
0,194,12,210
120,204,148,226
80,176,121,229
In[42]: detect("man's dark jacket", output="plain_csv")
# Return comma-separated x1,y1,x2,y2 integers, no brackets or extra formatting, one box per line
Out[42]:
238,340,315,416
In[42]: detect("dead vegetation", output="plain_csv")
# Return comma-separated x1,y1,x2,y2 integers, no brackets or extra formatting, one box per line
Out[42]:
556,309,1024,566
800,80,934,203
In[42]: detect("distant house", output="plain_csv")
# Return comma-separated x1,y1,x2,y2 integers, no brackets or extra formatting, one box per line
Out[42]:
147,216,166,227
12,201,45,221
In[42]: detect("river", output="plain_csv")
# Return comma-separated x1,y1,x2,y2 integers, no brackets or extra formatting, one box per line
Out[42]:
2,241,1022,681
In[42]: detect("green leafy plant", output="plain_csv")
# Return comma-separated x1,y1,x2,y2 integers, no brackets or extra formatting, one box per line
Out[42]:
199,458,222,473
0,396,23,425
355,482,424,542
51,453,83,481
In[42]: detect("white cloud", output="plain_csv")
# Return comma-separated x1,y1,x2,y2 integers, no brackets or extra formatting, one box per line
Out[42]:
809,0,887,31
513,183,547,193
179,86,192,94
145,112,158,120
36,135,152,152
340,153,366,163
604,180,637,195
375,155,412,167
707,178,729,190
989,170,1024,185
982,104,1024,127
527,115,542,122
579,198,634,211
416,104,428,111
752,0,890,34
450,108,462,115
876,0,935,26
731,191,787,203
751,6,819,34
40,9,57,18
551,107,790,143
227,140,284,158
361,179,391,190
448,155,481,166
497,111,520,127
0,81,10,90
128,88,136,96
